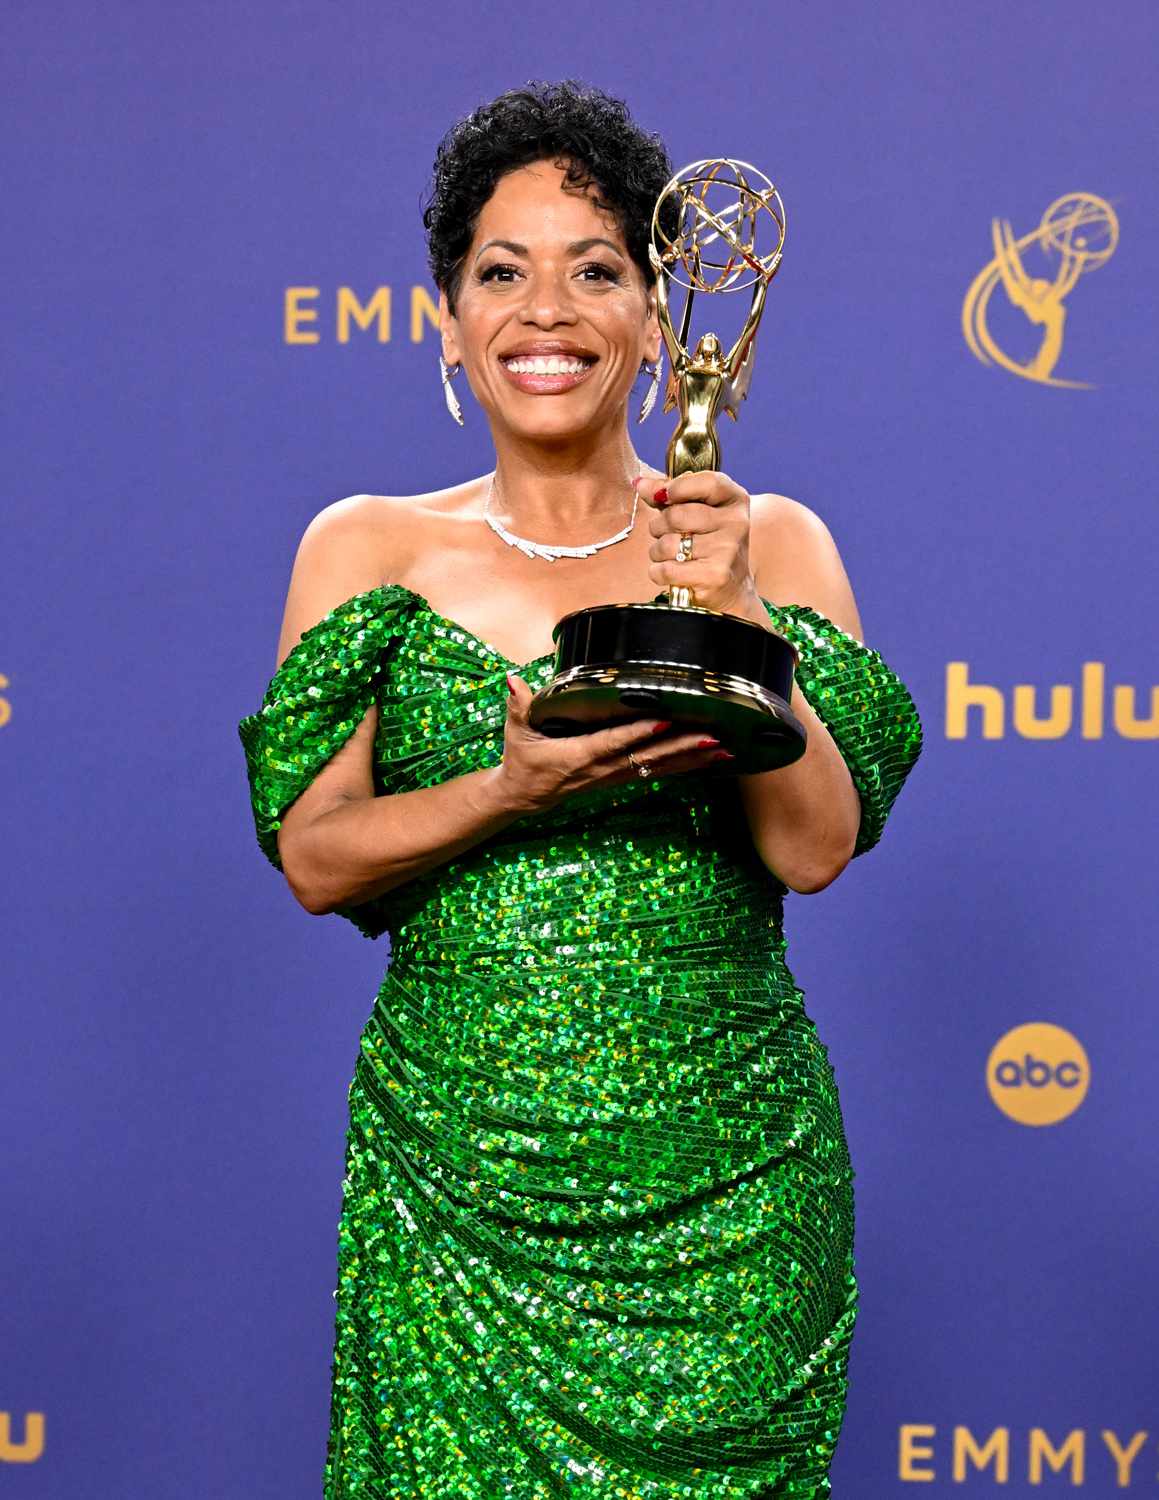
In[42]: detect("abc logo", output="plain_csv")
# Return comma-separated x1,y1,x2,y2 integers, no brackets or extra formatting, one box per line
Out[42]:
986,1022,1090,1125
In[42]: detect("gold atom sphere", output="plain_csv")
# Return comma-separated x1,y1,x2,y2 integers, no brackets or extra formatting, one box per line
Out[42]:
651,158,786,293
1039,191,1119,272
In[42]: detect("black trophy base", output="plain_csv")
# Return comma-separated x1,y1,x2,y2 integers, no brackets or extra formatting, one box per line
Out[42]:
527,599,808,774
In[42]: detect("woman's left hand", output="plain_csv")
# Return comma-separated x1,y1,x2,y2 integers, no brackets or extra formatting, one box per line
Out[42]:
635,471,761,616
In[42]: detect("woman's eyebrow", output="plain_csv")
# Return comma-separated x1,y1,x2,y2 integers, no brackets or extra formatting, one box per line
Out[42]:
567,237,625,257
474,238,528,262
473,236,626,263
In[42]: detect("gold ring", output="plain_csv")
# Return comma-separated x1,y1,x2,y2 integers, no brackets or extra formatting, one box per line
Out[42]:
626,749,653,780
675,533,693,564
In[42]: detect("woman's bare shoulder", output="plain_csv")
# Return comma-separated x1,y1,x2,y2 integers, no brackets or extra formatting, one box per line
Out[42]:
750,490,834,541
304,482,479,565
273,491,434,665
748,491,863,639
319,482,482,550
274,484,485,664
305,487,429,541
748,491,841,584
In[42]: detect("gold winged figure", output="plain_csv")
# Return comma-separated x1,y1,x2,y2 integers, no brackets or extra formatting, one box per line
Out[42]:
649,239,781,477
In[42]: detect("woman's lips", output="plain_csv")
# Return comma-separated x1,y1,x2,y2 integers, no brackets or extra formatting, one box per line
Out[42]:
498,357,597,394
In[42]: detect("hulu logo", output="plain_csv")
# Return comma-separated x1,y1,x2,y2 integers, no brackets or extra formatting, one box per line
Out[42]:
946,663,1159,740
0,1412,43,1462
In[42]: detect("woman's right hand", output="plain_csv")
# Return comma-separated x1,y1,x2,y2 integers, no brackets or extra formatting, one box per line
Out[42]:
494,673,734,814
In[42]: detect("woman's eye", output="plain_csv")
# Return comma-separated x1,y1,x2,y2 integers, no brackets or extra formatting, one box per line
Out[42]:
477,261,620,285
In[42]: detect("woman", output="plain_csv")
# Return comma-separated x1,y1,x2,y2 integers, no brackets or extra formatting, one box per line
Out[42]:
239,81,922,1499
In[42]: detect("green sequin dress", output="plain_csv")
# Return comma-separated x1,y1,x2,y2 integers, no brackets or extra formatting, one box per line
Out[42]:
238,583,922,1499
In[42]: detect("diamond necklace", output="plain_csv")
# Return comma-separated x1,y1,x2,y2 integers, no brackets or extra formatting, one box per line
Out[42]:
483,472,640,563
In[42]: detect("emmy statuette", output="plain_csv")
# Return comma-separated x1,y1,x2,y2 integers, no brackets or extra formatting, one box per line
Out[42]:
528,159,807,774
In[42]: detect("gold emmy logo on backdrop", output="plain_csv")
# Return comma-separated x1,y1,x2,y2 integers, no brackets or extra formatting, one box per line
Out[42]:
985,1022,1089,1125
899,1423,1148,1486
962,192,1119,389
282,286,440,344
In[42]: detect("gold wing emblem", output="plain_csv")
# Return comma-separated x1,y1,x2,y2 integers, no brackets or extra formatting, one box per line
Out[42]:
722,330,758,421
661,362,681,415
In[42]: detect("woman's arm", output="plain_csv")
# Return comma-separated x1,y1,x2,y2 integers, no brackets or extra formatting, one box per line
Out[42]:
729,494,865,894
269,499,725,917
282,705,723,918
280,752,534,916
270,497,523,912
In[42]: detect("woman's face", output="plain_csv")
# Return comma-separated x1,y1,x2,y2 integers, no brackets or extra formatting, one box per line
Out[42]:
439,159,662,444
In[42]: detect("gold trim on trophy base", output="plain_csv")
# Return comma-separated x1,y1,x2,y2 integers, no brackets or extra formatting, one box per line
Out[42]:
528,660,806,774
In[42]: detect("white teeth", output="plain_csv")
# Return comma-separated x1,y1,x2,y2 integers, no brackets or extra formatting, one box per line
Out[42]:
503,356,591,375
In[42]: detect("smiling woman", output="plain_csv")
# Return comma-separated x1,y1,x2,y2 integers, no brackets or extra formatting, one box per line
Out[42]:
435,159,664,466
238,78,922,1499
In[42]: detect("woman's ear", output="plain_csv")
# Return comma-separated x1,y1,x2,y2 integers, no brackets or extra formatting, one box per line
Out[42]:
645,292,662,365
438,289,462,366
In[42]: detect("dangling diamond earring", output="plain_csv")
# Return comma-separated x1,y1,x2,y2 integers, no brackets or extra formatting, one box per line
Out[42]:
439,355,464,427
637,354,663,424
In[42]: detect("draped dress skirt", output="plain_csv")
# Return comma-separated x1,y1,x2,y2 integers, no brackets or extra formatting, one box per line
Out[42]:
238,584,923,1498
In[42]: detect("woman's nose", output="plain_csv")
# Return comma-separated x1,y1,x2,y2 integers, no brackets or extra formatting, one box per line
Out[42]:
518,273,578,326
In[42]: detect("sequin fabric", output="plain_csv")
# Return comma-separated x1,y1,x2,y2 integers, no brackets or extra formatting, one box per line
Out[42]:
238,584,923,1498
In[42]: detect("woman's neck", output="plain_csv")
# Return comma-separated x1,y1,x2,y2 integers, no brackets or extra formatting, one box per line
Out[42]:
487,424,659,537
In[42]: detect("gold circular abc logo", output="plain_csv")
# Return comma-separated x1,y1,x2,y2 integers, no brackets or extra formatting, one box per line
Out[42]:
986,1022,1090,1125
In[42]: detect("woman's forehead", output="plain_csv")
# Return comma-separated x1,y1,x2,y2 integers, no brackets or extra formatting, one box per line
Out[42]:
472,161,626,250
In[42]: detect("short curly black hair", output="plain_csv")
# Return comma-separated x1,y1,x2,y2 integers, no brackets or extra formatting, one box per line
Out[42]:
422,80,678,315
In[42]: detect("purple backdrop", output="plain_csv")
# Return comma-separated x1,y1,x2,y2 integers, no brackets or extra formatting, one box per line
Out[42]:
3,1,1157,1494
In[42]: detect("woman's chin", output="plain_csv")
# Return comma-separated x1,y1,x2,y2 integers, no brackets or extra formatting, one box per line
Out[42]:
492,399,621,444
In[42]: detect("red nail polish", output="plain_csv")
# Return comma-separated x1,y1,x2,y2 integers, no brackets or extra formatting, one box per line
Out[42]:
712,749,735,761
651,720,672,732
654,486,669,507
697,737,720,748
506,672,516,693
